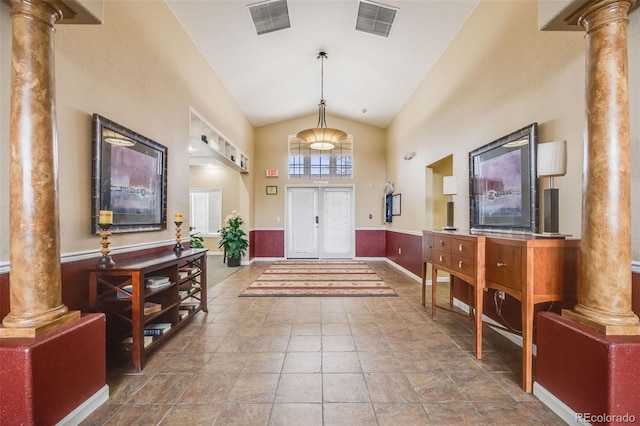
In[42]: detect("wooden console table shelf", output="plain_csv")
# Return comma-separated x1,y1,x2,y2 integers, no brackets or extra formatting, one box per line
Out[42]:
88,248,208,370
422,230,580,392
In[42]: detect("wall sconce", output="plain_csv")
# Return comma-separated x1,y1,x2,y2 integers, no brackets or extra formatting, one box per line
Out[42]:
443,176,457,231
537,140,567,234
403,152,416,160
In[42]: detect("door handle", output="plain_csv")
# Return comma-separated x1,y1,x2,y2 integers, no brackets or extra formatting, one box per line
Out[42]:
315,216,319,224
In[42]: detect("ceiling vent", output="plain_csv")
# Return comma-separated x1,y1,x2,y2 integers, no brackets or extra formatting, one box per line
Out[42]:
356,0,398,38
247,0,290,36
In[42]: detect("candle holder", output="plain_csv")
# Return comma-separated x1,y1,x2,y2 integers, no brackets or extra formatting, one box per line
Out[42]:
174,221,184,252
97,223,116,268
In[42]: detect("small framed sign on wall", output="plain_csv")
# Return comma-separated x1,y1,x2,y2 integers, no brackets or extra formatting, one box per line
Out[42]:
266,185,277,195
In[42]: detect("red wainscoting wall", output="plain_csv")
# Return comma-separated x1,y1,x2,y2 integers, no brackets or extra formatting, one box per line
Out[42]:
355,229,386,258
384,230,423,277
250,230,285,259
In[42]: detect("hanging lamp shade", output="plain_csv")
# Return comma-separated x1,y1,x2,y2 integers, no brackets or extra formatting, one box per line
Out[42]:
296,51,347,150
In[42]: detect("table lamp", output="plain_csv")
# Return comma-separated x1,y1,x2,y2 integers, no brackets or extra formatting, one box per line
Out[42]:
443,176,457,231
537,140,567,234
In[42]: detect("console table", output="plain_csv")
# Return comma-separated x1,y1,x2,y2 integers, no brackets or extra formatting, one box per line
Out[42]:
88,248,208,370
422,230,580,392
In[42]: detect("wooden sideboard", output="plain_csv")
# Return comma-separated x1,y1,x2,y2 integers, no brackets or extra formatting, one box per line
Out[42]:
89,248,208,370
422,230,580,392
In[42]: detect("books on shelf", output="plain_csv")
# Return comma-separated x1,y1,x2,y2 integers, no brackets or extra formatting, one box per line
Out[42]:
121,335,153,350
144,322,172,336
179,301,199,311
116,284,133,299
179,309,190,319
146,275,170,285
143,302,162,315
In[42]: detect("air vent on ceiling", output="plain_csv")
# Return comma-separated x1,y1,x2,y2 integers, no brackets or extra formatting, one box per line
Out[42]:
356,0,398,38
247,0,290,36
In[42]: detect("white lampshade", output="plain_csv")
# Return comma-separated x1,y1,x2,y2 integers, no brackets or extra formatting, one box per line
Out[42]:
443,176,457,195
537,140,567,177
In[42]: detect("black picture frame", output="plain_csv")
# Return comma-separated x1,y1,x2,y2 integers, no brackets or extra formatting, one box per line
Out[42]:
392,193,401,216
91,114,168,234
266,185,277,195
384,194,393,222
469,123,539,234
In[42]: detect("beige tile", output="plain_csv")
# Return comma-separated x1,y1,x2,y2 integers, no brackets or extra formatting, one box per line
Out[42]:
242,352,285,373
448,371,515,402
322,352,362,373
322,323,352,335
202,352,247,373
287,335,321,351
129,373,195,404
373,403,430,426
99,403,173,425
226,373,279,403
422,401,486,425
353,334,390,352
160,403,225,425
178,373,236,403
274,373,322,403
269,403,322,426
406,371,464,402
322,403,377,425
322,335,356,351
282,352,322,373
358,351,402,372
291,323,322,335
323,373,371,403
365,372,420,403
161,352,211,373
215,403,272,426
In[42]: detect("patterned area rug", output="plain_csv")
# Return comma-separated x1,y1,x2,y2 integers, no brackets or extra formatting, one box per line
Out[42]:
240,260,398,297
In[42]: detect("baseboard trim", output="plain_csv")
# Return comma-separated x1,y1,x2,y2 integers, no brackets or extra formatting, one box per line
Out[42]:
383,258,421,283
56,385,109,426
533,382,585,425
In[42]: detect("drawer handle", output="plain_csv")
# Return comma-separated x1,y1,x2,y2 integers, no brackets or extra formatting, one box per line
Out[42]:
427,245,433,249
439,255,444,262
459,244,463,251
496,262,507,267
458,260,463,268
439,240,445,246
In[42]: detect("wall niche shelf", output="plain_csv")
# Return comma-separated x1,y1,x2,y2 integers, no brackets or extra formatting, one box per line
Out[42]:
189,107,248,174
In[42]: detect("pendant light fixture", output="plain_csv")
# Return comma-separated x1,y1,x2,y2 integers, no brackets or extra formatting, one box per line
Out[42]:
296,51,347,150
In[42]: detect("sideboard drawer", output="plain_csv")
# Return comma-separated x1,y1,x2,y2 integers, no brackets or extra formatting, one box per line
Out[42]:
485,240,523,292
451,254,476,278
432,251,451,269
434,236,452,253
451,238,476,260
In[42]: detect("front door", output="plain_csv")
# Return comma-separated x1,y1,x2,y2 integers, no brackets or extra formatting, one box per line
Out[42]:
286,186,354,259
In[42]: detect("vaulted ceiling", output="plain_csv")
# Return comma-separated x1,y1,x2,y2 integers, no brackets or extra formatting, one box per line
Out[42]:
166,0,479,129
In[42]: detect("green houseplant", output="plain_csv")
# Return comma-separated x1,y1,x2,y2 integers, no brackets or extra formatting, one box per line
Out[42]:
218,211,248,267
189,226,205,249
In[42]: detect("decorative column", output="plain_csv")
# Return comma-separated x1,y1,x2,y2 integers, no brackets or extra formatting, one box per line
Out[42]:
562,0,640,335
0,0,79,337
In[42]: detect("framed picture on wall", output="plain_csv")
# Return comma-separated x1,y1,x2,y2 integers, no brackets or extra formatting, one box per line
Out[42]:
392,193,401,216
91,114,168,234
266,185,277,195
385,194,393,222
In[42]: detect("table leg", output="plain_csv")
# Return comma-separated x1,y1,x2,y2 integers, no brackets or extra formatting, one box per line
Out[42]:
421,261,427,306
431,266,438,318
522,296,534,393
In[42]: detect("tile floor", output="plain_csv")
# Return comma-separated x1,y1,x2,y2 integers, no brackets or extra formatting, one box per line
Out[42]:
81,260,564,425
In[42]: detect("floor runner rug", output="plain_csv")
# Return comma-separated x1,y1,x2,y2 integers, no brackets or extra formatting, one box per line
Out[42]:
240,260,398,297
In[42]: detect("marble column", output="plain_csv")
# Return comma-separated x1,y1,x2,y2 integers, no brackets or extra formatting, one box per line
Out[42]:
0,0,79,337
563,0,640,335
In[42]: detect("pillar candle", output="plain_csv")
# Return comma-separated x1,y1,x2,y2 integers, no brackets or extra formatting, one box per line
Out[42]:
99,210,113,224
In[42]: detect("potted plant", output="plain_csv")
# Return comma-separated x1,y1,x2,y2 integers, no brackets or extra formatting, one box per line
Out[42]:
218,211,248,267
189,227,205,249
